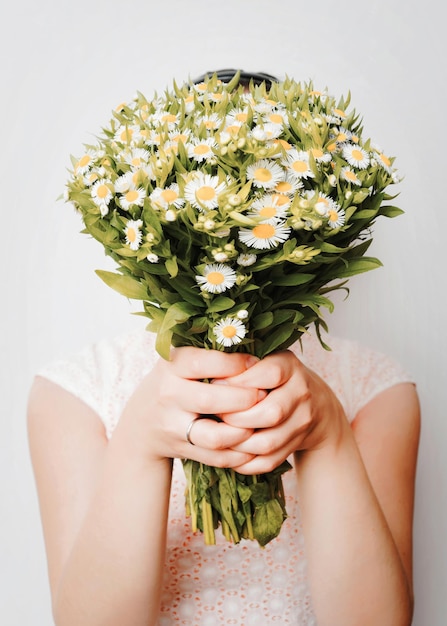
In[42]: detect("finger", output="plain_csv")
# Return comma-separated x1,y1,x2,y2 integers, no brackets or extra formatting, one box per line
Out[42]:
220,350,305,391
161,376,264,415
170,347,259,380
184,416,254,449
219,381,310,429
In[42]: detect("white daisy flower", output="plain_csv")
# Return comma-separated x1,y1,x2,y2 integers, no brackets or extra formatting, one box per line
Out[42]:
237,253,257,267
150,184,184,209
274,174,303,195
283,150,314,179
226,109,249,126
375,151,393,174
114,125,141,145
262,109,289,127
341,166,362,186
119,187,146,210
253,99,277,114
74,150,97,175
327,206,346,228
83,170,100,187
169,129,191,145
184,173,227,210
124,219,143,250
146,130,163,146
214,317,247,347
187,137,217,162
309,147,332,164
152,110,179,128
195,264,237,294
198,113,221,132
246,159,284,190
124,148,151,168
250,123,283,141
342,143,370,170
304,190,338,216
331,126,352,144
115,172,135,194
183,93,197,113
249,194,290,222
239,221,291,249
91,179,114,207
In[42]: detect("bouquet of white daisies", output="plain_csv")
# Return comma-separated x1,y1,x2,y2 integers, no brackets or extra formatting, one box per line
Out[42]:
65,73,402,546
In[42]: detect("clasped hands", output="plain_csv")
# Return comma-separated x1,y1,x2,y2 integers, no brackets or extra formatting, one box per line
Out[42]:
135,346,347,473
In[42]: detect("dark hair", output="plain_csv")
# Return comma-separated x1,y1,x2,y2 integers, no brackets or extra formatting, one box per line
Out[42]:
192,68,280,89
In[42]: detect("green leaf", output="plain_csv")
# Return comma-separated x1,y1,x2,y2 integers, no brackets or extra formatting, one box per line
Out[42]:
257,323,296,358
165,256,179,278
252,311,274,331
379,205,404,218
156,301,196,360
95,270,148,300
207,296,236,313
336,256,382,278
253,499,286,547
273,273,314,286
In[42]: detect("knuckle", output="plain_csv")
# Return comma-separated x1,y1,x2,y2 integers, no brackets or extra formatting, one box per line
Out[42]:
266,363,283,389
264,400,285,427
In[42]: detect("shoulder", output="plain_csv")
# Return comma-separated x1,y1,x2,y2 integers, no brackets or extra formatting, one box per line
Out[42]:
291,333,416,422
35,330,159,437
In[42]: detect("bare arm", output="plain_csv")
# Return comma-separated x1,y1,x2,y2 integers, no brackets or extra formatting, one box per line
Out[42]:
219,353,420,626
28,350,260,626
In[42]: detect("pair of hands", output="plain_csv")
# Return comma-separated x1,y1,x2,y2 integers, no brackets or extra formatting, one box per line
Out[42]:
125,346,348,474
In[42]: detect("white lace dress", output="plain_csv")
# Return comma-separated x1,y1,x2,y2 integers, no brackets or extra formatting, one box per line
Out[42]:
39,331,414,625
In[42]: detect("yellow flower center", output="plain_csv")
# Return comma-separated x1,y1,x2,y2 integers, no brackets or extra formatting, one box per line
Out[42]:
96,184,109,199
120,128,133,142
253,224,275,239
196,186,216,201
127,228,137,242
125,190,139,203
254,168,273,182
268,113,283,125
275,181,292,193
351,149,365,162
275,139,291,150
194,144,211,155
327,143,337,152
344,170,358,182
222,325,237,338
172,133,188,143
379,153,391,167
161,189,178,203
271,194,289,206
236,113,248,122
131,157,142,166
337,132,347,142
206,271,225,285
333,108,346,118
161,113,177,123
259,206,276,218
328,210,338,222
78,155,91,168
311,148,324,159
226,125,240,135
317,196,330,206
291,160,308,173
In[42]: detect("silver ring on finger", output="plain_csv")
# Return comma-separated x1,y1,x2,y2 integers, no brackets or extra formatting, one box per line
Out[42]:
185,417,200,446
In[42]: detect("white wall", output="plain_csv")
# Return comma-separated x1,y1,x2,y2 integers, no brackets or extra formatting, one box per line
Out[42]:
1,0,445,623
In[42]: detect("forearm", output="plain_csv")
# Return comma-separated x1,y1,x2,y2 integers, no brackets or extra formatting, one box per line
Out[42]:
295,428,412,626
53,437,172,626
